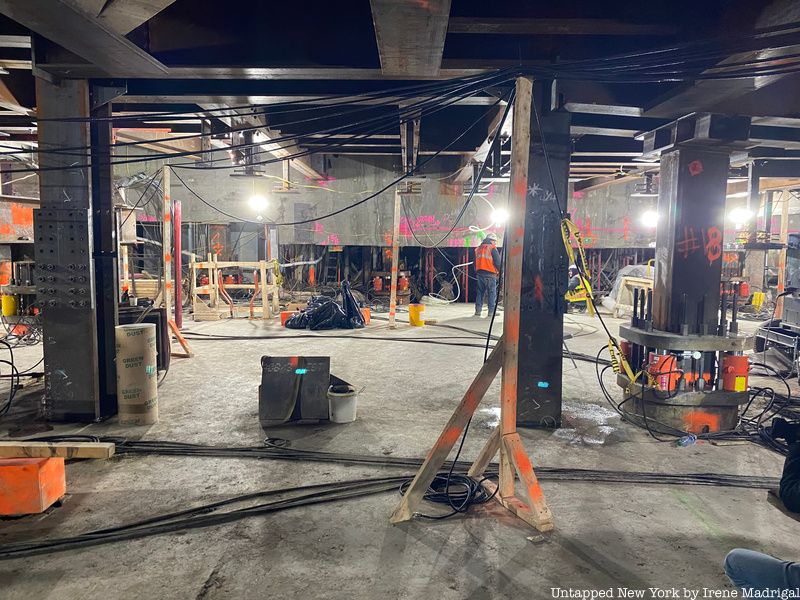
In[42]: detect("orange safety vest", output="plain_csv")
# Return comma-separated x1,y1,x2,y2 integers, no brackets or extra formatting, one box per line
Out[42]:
475,243,498,274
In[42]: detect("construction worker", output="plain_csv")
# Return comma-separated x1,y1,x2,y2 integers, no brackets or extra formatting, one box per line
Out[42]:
724,418,800,592
474,232,501,317
566,264,587,312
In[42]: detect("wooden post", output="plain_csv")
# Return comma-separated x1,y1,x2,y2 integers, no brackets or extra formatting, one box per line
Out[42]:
778,188,791,318
389,80,553,531
390,341,504,523
388,189,402,328
498,76,532,498
260,260,269,319
173,194,183,329
162,165,172,320
120,244,130,295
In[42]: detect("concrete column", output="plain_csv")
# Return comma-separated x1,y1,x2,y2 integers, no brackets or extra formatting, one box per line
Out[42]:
516,80,571,428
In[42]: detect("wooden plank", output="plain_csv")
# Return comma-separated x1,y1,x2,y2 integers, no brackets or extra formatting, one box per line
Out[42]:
467,424,500,477
501,77,531,436
502,433,554,531
0,441,114,459
778,189,791,318
390,339,504,523
168,319,194,358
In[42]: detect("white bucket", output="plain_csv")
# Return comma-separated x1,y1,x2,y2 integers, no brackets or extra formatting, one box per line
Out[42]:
328,384,358,423
115,323,158,425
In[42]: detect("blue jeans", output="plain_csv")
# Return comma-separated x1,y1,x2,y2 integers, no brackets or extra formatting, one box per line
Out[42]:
724,549,800,594
475,272,498,315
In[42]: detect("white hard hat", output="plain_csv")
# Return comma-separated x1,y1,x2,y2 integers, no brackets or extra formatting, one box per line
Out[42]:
485,232,498,242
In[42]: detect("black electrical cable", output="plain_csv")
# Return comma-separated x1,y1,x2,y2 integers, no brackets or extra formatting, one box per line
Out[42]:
401,88,515,249
0,340,20,417
2,73,513,167
169,90,509,227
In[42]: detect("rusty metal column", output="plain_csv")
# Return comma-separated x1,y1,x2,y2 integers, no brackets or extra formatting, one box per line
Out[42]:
516,80,571,427
652,148,730,333
35,78,101,421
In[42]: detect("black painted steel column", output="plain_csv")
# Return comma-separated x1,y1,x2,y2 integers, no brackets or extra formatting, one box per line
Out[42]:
652,148,729,334
90,94,119,418
516,81,571,427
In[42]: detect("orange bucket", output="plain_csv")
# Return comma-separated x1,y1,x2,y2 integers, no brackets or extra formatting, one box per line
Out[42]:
280,310,295,326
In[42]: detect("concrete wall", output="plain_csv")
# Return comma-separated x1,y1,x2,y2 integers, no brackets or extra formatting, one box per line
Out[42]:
124,152,509,248
568,179,658,249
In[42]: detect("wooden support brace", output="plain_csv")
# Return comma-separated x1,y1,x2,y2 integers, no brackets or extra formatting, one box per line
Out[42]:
390,339,504,523
391,78,555,532
168,319,194,358
467,429,554,532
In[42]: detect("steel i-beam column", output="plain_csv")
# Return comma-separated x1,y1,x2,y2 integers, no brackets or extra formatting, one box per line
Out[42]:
90,89,120,417
516,80,571,427
35,78,101,421
652,148,729,334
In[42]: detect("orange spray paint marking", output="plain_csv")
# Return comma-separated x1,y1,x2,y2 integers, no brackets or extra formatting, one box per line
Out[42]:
289,357,299,367
683,410,721,433
440,426,463,447
703,226,722,264
10,203,32,226
534,275,544,304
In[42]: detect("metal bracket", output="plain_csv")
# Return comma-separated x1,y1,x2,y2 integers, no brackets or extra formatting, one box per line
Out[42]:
90,82,127,110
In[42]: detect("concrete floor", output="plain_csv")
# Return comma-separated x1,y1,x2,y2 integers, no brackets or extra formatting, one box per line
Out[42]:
0,305,796,599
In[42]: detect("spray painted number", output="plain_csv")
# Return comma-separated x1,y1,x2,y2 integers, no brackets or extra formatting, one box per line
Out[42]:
676,226,722,264
702,227,722,264
211,232,225,256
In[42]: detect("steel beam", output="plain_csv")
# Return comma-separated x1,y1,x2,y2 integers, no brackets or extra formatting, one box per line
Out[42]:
0,0,168,76
69,0,179,34
447,17,677,36
369,0,451,77
36,65,484,80
114,94,501,106
645,1,800,117
516,80,570,427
